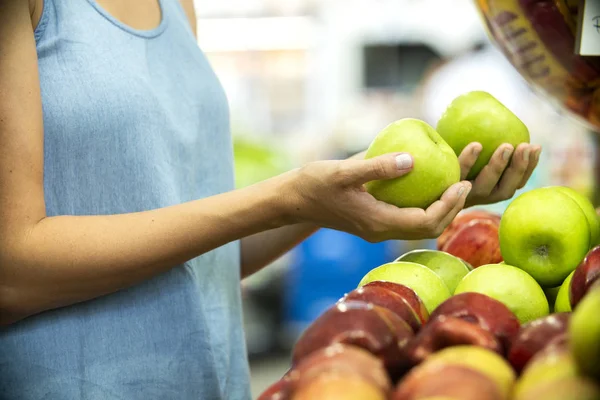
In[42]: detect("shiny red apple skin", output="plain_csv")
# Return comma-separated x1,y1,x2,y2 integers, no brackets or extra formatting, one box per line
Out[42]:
291,301,414,374
362,281,429,325
508,312,571,374
441,219,503,268
341,286,422,333
570,245,600,309
291,374,387,400
406,316,503,365
437,210,501,250
288,343,392,397
429,292,520,354
393,364,502,400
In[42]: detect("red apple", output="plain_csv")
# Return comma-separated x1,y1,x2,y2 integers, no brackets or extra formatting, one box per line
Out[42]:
362,281,429,324
429,292,520,354
570,245,600,309
441,219,503,268
258,378,292,400
393,364,503,400
341,286,422,332
292,373,387,400
288,343,392,397
292,301,414,375
508,312,571,374
406,316,503,365
437,209,501,250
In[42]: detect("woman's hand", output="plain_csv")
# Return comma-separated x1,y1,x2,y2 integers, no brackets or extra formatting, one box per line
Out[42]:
458,142,542,207
285,153,472,243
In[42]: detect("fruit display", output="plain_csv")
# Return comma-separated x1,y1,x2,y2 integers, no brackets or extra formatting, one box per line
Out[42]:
258,91,600,398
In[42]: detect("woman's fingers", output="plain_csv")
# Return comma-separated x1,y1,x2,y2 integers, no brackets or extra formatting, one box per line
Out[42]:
470,144,514,197
458,142,483,180
426,181,472,234
517,145,542,189
491,143,531,201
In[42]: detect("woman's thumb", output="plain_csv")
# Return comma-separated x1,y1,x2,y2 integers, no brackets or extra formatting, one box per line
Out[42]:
352,153,414,184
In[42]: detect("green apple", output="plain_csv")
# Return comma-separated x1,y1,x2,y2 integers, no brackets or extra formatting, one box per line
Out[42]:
499,188,590,288
514,377,600,400
570,285,600,379
423,346,516,399
454,263,549,324
554,271,575,313
395,249,470,293
544,286,561,312
513,343,577,398
549,186,600,247
358,261,451,314
436,91,530,180
364,119,460,209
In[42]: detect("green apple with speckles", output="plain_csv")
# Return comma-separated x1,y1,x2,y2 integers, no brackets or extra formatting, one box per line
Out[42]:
395,249,470,293
365,119,460,209
454,263,549,324
437,91,530,180
499,188,590,288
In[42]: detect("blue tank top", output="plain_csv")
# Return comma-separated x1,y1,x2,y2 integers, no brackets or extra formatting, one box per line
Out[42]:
0,1,251,399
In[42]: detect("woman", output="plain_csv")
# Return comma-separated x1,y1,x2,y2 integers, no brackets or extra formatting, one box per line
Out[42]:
0,0,540,399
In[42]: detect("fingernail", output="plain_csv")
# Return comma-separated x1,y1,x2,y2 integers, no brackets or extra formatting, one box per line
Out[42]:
473,146,482,157
523,148,531,162
503,148,513,161
395,154,413,170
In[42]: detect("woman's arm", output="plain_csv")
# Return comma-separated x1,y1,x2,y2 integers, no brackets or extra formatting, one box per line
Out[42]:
240,224,319,278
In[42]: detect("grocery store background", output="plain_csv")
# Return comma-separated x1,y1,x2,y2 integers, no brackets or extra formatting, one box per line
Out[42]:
193,0,597,397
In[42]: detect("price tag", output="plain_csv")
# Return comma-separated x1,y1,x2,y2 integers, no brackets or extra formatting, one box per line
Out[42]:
575,0,600,56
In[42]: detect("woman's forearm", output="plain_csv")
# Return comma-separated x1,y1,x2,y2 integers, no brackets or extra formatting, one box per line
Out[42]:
240,223,319,278
0,173,295,325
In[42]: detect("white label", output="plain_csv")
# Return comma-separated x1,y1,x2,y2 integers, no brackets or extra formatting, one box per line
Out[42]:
576,0,600,56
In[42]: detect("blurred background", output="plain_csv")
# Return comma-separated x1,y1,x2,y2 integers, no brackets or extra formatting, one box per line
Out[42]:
192,0,598,397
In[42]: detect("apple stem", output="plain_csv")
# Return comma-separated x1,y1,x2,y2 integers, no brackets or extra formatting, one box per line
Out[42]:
536,245,549,257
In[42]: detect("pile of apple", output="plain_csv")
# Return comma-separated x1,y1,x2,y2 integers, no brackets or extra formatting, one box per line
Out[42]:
258,238,600,400
257,91,600,399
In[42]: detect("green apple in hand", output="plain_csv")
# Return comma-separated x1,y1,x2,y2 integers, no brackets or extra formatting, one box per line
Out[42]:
364,119,460,209
358,261,451,314
437,91,530,180
499,188,590,288
395,249,470,293
454,263,549,324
